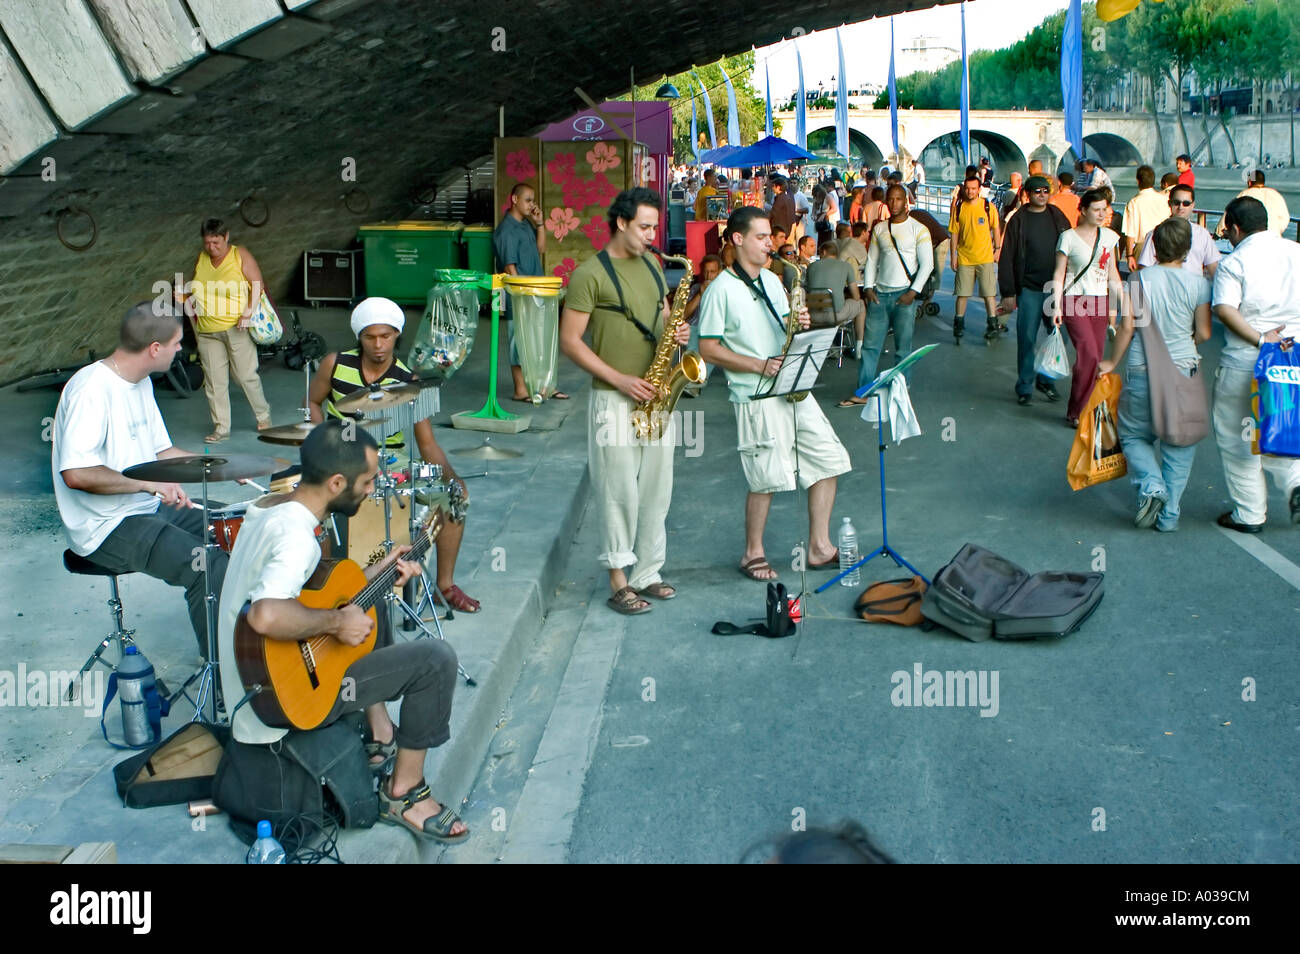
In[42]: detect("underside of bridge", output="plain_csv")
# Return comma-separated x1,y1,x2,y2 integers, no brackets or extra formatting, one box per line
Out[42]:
0,0,959,382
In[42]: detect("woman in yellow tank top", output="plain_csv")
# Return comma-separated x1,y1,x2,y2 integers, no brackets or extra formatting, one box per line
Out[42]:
177,219,273,442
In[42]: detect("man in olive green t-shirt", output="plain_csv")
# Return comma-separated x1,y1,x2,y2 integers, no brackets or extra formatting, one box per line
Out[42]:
560,188,690,616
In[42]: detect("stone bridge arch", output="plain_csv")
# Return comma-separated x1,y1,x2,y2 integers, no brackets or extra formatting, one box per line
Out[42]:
1062,133,1144,169
805,126,885,171
916,129,1028,181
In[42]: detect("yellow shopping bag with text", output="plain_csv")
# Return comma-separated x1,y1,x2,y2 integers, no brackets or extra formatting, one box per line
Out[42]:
1068,373,1127,490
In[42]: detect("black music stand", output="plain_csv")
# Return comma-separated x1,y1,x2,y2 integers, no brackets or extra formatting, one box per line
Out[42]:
815,343,937,593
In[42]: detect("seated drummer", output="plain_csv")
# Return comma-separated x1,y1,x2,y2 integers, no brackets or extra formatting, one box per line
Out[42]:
308,297,480,613
51,302,228,660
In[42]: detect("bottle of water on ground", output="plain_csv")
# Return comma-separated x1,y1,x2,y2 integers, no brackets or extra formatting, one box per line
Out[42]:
116,645,156,747
246,820,286,864
838,517,860,587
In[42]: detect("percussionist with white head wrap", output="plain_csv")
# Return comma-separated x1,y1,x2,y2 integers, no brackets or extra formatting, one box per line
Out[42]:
308,297,481,613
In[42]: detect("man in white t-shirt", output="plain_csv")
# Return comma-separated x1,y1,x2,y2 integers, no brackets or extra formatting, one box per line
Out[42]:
218,421,467,843
1122,165,1170,273
52,303,228,660
698,207,851,584
843,183,934,405
1210,195,1300,532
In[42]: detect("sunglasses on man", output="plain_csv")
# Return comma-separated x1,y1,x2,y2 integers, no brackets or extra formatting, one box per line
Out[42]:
1169,199,1194,207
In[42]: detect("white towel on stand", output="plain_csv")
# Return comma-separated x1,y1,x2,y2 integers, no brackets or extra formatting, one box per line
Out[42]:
860,375,921,444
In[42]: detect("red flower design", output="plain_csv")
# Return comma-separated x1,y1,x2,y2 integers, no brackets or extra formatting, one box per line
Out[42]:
591,172,619,207
546,152,576,184
505,149,536,181
561,177,589,209
582,217,610,251
553,257,577,286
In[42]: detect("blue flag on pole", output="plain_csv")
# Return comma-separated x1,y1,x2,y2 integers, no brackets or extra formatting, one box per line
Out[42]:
960,2,970,164
692,70,717,150
1062,0,1084,161
835,30,849,162
765,61,774,139
795,42,807,150
690,83,700,165
889,17,899,160
721,64,741,147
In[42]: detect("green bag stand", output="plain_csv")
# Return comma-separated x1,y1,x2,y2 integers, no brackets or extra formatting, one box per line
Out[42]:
451,274,530,434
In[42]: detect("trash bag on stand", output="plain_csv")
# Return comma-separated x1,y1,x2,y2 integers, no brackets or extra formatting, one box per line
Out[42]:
407,269,481,382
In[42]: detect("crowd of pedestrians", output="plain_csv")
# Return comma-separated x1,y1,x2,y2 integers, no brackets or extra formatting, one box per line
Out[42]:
676,155,1300,533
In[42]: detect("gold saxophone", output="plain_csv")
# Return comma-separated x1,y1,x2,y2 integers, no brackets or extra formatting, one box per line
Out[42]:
777,257,809,402
632,251,705,440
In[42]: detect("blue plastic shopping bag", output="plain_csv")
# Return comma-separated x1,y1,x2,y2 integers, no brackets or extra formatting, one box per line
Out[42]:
1252,341,1300,458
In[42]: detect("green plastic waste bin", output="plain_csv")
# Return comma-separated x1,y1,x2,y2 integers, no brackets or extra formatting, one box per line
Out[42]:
357,222,463,306
461,226,496,306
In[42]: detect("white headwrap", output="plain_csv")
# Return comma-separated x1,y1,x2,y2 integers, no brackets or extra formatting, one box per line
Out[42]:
350,297,405,338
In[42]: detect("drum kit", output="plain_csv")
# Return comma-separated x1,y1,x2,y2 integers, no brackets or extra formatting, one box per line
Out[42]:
116,376,475,725
122,451,290,724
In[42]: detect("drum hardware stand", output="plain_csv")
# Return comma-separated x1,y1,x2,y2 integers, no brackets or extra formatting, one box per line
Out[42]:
185,459,226,725
369,403,476,687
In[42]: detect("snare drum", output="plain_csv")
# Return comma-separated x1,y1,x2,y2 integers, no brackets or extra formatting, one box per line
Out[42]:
210,502,249,553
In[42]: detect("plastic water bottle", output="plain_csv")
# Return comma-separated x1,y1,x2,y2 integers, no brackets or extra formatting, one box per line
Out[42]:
837,517,860,587
116,645,156,747
246,820,286,864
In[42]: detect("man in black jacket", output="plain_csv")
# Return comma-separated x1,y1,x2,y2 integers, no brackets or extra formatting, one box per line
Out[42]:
997,175,1073,406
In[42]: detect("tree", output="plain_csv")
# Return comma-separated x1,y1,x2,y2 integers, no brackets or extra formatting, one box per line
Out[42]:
1186,0,1248,165
626,55,769,166
1244,0,1288,166
1121,1,1171,164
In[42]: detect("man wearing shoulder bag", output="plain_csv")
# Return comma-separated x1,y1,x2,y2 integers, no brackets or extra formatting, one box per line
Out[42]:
997,176,1072,407
840,184,933,407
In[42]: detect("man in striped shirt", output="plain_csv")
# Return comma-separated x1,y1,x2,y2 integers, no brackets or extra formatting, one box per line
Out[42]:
309,297,480,612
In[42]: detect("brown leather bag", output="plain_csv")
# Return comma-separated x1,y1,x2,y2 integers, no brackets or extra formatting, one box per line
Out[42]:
854,576,928,626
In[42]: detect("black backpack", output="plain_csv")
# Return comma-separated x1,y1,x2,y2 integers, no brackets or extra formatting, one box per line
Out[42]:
211,714,377,853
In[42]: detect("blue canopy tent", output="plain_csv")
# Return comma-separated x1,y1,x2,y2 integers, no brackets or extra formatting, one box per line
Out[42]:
721,135,817,168
698,144,746,167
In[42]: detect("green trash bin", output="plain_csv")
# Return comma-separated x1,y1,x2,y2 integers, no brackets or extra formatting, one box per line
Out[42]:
461,226,496,306
357,222,463,306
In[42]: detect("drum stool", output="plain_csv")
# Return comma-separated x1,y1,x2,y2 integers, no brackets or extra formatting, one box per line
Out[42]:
62,550,138,701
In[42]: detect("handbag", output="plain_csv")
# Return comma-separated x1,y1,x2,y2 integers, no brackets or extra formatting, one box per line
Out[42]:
1067,373,1127,490
1251,340,1300,457
854,577,927,626
247,291,284,345
1135,275,1209,447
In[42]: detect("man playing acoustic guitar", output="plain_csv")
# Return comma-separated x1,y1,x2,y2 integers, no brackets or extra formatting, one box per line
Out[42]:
216,421,467,843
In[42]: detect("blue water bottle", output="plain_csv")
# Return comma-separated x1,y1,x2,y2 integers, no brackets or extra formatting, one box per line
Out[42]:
116,646,156,747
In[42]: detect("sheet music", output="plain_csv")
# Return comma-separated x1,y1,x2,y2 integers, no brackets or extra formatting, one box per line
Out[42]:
765,327,839,396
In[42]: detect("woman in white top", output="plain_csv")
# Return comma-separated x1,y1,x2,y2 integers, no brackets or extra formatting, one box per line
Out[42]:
1050,188,1122,427
1097,217,1212,532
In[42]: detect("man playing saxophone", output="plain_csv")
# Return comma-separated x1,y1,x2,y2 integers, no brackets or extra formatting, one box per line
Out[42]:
560,188,690,616
698,206,851,583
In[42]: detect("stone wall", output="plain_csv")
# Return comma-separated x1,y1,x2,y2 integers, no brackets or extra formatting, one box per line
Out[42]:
0,0,943,383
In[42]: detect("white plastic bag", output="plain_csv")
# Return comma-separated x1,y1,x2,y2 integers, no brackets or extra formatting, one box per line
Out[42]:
1034,327,1070,380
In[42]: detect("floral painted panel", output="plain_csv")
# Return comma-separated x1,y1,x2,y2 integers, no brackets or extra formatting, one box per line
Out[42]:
541,140,634,286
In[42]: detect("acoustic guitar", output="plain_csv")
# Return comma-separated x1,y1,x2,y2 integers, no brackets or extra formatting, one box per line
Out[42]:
233,511,443,730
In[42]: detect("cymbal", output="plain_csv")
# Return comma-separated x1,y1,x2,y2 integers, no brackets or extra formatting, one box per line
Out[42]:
124,454,290,483
334,382,422,415
257,417,389,446
450,441,522,460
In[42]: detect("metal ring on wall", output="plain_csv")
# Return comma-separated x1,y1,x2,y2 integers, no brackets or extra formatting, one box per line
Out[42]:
343,187,370,214
240,195,269,227
410,184,438,206
56,207,97,251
